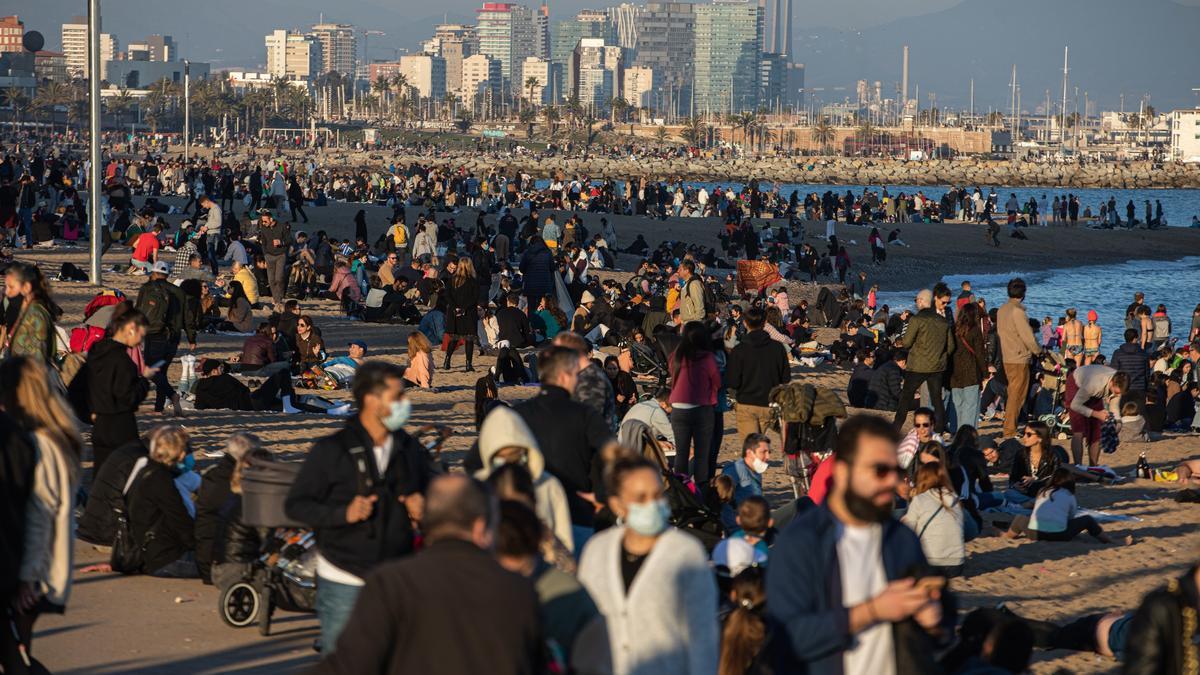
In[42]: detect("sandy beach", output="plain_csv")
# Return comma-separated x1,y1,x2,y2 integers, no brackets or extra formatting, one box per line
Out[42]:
15,194,1200,674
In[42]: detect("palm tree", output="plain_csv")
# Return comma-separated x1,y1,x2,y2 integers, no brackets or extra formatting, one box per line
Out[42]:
653,125,668,146
372,75,391,118
609,96,628,125
524,76,541,111
4,86,30,128
680,115,708,147
810,116,835,154
34,81,73,133
453,110,473,133
390,73,410,122
105,88,135,128
541,105,560,137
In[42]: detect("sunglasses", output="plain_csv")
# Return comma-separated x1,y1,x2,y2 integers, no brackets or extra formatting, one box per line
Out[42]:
913,422,931,428
868,463,904,479
1023,430,1038,437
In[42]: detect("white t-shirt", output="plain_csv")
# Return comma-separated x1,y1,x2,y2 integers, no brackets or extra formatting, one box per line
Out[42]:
317,436,395,587
837,522,895,675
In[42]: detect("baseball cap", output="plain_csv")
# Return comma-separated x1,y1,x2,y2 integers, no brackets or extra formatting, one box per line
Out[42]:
711,538,767,578
348,340,368,353
151,261,171,275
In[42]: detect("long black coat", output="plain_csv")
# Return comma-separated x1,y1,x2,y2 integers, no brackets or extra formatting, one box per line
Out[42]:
445,277,480,336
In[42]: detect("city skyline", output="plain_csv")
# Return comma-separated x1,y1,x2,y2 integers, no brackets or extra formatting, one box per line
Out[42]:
13,0,1200,112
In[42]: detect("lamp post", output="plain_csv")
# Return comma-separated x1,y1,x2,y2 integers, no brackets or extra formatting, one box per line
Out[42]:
88,0,102,284
183,59,190,160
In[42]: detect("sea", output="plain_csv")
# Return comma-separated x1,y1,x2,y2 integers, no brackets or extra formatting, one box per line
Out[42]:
876,256,1200,351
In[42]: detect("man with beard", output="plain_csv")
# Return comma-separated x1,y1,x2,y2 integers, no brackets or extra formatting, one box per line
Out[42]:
765,415,956,674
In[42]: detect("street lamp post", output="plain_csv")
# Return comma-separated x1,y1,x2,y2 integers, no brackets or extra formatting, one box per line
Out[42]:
183,59,190,160
88,0,102,284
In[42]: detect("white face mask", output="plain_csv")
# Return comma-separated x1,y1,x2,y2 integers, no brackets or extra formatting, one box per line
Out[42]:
750,458,770,475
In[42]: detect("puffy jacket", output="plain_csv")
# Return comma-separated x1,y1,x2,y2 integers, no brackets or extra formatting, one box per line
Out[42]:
996,298,1041,365
727,329,791,407
77,442,147,545
868,361,904,411
903,308,955,373
239,334,276,367
1111,342,1151,392
519,238,555,299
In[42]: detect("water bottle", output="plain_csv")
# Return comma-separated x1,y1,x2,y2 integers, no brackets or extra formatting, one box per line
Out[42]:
1136,453,1152,480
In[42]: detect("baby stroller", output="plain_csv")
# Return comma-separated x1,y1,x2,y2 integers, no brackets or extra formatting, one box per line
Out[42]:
219,528,317,636
1037,351,1073,438
220,460,317,635
620,337,668,391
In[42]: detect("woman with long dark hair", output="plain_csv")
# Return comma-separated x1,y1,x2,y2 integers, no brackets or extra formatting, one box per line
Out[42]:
444,257,480,372
949,302,988,431
534,294,568,341
86,302,153,476
3,261,63,363
1007,420,1060,504
669,321,722,483
222,280,254,333
718,568,769,675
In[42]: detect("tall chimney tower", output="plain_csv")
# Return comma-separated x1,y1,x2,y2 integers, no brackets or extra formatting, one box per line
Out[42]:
901,45,909,108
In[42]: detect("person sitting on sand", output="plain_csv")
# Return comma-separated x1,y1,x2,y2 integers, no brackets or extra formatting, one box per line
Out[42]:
1006,421,1062,504
1117,401,1151,443
304,340,368,390
1003,468,1112,543
194,358,345,415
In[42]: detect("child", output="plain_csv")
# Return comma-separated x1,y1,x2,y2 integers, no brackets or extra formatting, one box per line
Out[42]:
707,474,737,531
1117,401,1150,443
727,496,772,560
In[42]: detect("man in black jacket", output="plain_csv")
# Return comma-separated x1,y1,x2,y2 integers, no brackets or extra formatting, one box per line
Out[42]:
258,209,292,311
495,292,533,348
869,350,907,412
285,361,435,653
848,349,876,408
1111,328,1150,412
727,307,791,440
514,345,615,551
137,260,197,415
314,475,542,675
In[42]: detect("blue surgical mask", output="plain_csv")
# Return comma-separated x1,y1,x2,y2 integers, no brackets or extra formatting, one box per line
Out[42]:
382,398,411,431
625,498,670,537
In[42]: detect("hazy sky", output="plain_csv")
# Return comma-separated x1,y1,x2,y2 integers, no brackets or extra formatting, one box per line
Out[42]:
19,0,1200,111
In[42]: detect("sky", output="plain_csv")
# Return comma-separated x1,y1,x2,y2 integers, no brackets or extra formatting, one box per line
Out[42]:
16,0,1200,111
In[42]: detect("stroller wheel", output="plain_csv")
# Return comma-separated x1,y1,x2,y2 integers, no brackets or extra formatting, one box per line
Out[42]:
220,582,260,628
258,587,274,636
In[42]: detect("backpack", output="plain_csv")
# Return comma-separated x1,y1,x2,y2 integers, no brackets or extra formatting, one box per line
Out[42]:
69,325,106,353
110,465,152,574
699,279,718,316
137,281,173,335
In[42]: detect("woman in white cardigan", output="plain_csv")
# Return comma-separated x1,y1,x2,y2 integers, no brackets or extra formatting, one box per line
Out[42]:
2,357,83,659
578,455,719,675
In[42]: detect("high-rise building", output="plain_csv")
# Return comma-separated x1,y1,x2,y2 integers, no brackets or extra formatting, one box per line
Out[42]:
127,35,176,62
534,3,550,60
61,18,119,79
571,37,621,110
460,53,501,103
551,10,613,104
310,23,357,76
785,62,804,108
398,54,446,99
265,29,322,82
694,0,762,114
633,2,694,116
757,0,791,56
521,56,550,103
34,51,69,82
427,24,477,100
607,4,642,53
476,2,537,91
622,66,653,108
0,16,24,54
758,53,787,111
577,65,613,113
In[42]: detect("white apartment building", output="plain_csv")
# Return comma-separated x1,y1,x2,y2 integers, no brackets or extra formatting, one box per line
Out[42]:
310,23,357,76
61,18,117,79
460,53,501,102
622,66,653,108
398,54,446,100
1170,109,1200,162
520,57,550,103
265,30,322,82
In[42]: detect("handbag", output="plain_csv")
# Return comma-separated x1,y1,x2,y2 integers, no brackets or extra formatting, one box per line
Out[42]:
916,502,946,540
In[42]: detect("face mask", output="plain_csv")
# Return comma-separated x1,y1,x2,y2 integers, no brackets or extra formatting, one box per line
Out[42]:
625,498,670,537
382,398,411,431
750,458,770,475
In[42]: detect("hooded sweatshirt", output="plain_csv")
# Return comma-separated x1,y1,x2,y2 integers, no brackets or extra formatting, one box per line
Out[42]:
476,406,574,551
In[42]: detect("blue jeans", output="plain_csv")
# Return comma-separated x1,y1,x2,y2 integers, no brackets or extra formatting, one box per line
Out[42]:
130,258,154,272
571,525,594,557
951,385,981,432
17,207,33,247
316,577,362,654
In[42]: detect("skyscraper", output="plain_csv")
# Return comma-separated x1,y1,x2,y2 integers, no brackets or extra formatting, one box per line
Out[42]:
430,24,477,99
534,3,550,60
758,0,791,56
694,0,762,114
551,10,613,104
310,23,357,76
266,29,322,82
476,2,537,92
633,2,695,117
607,4,643,53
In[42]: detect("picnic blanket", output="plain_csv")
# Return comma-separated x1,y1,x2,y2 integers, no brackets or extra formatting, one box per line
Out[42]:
736,259,781,295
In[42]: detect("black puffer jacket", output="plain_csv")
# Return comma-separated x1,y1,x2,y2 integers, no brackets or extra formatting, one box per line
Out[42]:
212,494,262,568
1111,342,1151,392
194,456,235,583
868,361,904,411
1122,567,1199,675
77,441,147,545
128,461,196,574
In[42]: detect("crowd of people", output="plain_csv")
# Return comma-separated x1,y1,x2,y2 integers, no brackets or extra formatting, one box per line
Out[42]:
2,133,1200,675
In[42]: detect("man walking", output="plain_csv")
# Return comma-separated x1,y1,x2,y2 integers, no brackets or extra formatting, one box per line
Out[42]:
727,307,791,439
996,278,1042,438
766,415,956,673
677,260,707,325
312,475,542,675
258,208,291,309
136,260,196,416
199,194,223,277
286,362,435,652
892,289,954,434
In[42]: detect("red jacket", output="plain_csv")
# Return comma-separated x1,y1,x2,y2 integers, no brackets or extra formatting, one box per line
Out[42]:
668,351,720,407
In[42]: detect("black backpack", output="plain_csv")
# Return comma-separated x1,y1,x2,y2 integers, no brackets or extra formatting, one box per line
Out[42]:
137,280,173,335
110,466,152,574
700,279,719,316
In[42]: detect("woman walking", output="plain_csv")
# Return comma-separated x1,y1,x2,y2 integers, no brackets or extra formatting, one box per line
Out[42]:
3,261,62,364
1,356,83,667
578,455,718,675
443,257,480,372
86,303,153,475
669,321,722,484
949,303,988,431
